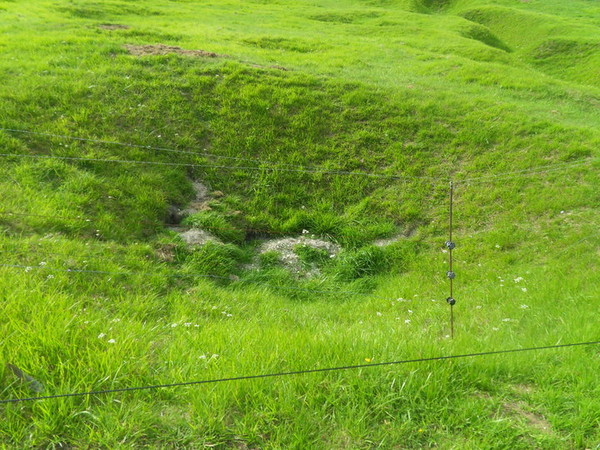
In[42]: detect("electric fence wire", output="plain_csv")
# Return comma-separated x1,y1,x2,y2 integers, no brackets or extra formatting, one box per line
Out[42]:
455,158,598,184
0,127,286,164
2,341,598,405
0,127,433,181
0,209,352,239
0,152,433,181
1,127,598,184
0,263,434,303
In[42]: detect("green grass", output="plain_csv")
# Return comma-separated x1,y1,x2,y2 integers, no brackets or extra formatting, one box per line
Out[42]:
0,0,599,447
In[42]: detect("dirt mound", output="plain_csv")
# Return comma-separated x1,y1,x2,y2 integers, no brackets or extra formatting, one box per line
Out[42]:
258,236,340,277
124,44,222,58
99,24,130,30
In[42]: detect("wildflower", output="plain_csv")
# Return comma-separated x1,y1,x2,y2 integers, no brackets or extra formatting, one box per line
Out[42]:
476,305,482,309
502,318,512,322
514,277,524,283
194,324,200,328
184,322,191,327
376,312,382,317
98,333,106,339
408,310,413,314
365,358,372,363
520,304,529,309
302,229,309,234
495,244,501,249
404,319,411,324
107,339,116,344
112,318,121,323
171,323,178,328
24,266,33,272
521,287,527,292
39,261,47,266
492,327,499,331
47,275,54,279
226,314,232,317
199,354,207,359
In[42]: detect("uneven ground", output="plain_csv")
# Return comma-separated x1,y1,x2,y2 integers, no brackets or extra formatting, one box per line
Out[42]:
0,0,599,447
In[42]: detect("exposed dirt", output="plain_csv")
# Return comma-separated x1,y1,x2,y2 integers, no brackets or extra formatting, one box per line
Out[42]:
174,228,221,247
373,228,416,247
258,236,340,277
124,44,222,58
501,401,554,435
168,181,223,247
99,24,130,30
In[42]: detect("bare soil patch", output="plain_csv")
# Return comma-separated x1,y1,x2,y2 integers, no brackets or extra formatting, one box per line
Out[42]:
99,24,130,30
501,401,554,434
124,44,222,58
258,236,340,277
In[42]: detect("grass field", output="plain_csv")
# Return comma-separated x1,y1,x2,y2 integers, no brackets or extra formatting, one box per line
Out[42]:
0,0,599,447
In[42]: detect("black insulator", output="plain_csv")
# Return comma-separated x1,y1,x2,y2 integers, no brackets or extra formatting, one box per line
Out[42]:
445,241,456,250
446,297,456,306
447,271,456,279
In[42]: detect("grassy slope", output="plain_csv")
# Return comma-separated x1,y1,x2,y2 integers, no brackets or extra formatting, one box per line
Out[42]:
0,0,599,447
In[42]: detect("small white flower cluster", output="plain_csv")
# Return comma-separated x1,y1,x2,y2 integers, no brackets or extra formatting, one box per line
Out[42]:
198,354,219,361
97,333,116,344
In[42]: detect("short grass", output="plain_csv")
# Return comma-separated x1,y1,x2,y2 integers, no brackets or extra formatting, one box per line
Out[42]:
0,0,599,447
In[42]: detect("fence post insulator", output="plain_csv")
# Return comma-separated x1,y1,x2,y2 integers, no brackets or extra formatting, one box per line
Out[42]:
447,271,456,279
446,297,456,306
445,241,455,250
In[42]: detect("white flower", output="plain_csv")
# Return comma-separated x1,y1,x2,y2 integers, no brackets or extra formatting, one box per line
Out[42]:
171,323,178,328
107,339,116,344
184,322,191,327
194,324,200,328
226,314,232,318
199,354,207,359
514,277,524,283
302,229,309,234
404,319,411,324
502,318,512,322
24,266,33,272
408,310,413,314
476,305,482,309
521,287,527,292
520,304,529,309
47,275,54,279
98,333,106,339
492,327,499,331
39,261,47,266
376,312,382,316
